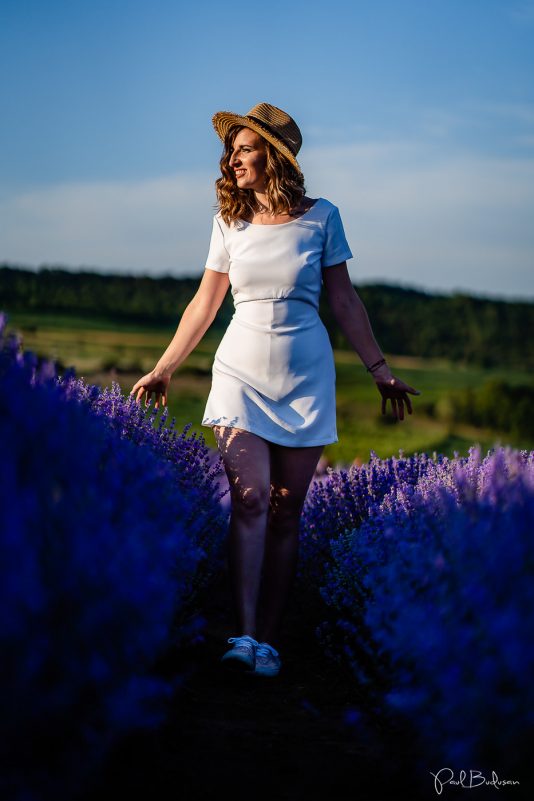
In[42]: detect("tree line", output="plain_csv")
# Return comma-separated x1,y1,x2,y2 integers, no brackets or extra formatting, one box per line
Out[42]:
1,264,533,369
421,379,534,440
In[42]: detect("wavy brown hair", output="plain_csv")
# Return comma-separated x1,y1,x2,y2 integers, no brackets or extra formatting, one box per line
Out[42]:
214,125,306,226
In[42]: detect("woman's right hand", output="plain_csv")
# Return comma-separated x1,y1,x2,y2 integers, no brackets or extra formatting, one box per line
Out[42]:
129,369,170,409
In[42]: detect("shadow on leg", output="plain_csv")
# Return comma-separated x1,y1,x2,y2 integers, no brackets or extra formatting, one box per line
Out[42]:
212,425,271,639
256,443,324,649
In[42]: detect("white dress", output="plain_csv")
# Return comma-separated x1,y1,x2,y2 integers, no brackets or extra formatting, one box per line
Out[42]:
201,197,353,447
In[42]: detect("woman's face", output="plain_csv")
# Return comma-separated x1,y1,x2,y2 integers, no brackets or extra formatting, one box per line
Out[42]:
228,127,268,192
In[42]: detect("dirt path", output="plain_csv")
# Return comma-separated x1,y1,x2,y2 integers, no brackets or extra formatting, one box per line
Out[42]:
77,563,428,801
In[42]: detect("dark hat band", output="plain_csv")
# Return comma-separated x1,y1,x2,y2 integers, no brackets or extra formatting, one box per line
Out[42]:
245,114,298,157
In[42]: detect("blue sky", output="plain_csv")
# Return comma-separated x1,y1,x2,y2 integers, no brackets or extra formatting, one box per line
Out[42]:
1,0,533,299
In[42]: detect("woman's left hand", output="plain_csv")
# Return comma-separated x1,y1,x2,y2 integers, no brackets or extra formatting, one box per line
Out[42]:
372,365,421,421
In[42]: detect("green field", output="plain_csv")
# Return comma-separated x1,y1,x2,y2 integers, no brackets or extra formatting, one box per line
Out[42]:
6,311,533,466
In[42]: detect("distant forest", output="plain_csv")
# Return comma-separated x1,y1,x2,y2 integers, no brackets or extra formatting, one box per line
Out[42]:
1,264,533,369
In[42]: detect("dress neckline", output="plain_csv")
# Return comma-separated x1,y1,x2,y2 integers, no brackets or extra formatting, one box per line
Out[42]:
240,198,322,228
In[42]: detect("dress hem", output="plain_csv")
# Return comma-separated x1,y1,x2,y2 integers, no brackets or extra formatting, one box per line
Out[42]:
201,420,338,447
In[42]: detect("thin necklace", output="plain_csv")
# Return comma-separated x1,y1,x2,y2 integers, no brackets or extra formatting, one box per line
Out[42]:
256,201,274,225
256,200,300,224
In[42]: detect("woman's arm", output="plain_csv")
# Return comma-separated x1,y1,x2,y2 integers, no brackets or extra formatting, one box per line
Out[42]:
130,269,230,407
322,262,391,377
322,262,420,419
154,269,230,377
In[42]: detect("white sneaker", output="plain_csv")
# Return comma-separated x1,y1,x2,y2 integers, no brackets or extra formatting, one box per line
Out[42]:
253,642,281,677
220,635,258,671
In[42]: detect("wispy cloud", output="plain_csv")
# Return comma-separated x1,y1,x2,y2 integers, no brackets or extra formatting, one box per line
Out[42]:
0,172,219,274
477,101,534,126
1,140,534,300
307,102,534,158
303,140,534,298
510,1,534,24
417,108,465,139
513,134,534,148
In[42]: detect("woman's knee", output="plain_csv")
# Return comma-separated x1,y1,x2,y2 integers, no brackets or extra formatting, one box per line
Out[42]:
213,427,272,517
231,482,271,517
269,485,304,531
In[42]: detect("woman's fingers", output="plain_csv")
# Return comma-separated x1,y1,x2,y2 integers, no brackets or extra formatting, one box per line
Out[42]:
130,381,168,409
376,374,420,421
130,380,145,401
377,389,414,420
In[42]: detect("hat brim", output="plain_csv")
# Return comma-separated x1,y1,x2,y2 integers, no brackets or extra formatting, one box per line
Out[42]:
212,111,303,176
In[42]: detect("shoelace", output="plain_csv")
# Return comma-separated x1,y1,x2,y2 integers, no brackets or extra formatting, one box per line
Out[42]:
227,636,258,647
256,643,279,660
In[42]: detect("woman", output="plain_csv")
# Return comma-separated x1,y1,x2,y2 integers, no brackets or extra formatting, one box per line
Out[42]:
130,103,420,679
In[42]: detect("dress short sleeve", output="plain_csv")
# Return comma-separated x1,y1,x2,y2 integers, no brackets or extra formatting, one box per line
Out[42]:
321,205,353,268
204,215,230,273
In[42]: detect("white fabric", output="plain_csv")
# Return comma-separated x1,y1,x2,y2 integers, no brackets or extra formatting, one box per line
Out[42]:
201,197,353,446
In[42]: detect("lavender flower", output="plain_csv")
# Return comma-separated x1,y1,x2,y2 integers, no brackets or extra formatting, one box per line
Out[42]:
303,444,534,781
0,312,228,801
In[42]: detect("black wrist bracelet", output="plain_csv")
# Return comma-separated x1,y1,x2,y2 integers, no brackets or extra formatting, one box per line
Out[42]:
366,357,386,373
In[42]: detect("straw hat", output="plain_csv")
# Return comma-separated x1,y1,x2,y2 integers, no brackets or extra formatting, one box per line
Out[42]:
212,102,303,175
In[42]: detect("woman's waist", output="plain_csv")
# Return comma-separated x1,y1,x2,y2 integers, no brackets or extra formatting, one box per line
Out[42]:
232,297,320,332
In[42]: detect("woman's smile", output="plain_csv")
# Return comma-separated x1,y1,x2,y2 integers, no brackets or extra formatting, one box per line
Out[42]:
229,128,267,191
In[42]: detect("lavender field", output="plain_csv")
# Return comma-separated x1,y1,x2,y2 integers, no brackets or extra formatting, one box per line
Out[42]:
1,309,532,801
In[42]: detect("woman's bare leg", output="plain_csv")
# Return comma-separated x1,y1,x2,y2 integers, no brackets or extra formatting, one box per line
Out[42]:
212,425,271,639
256,443,324,648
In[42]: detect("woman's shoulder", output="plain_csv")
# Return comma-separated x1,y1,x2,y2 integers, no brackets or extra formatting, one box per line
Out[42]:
213,210,231,231
307,197,344,227
315,197,341,212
